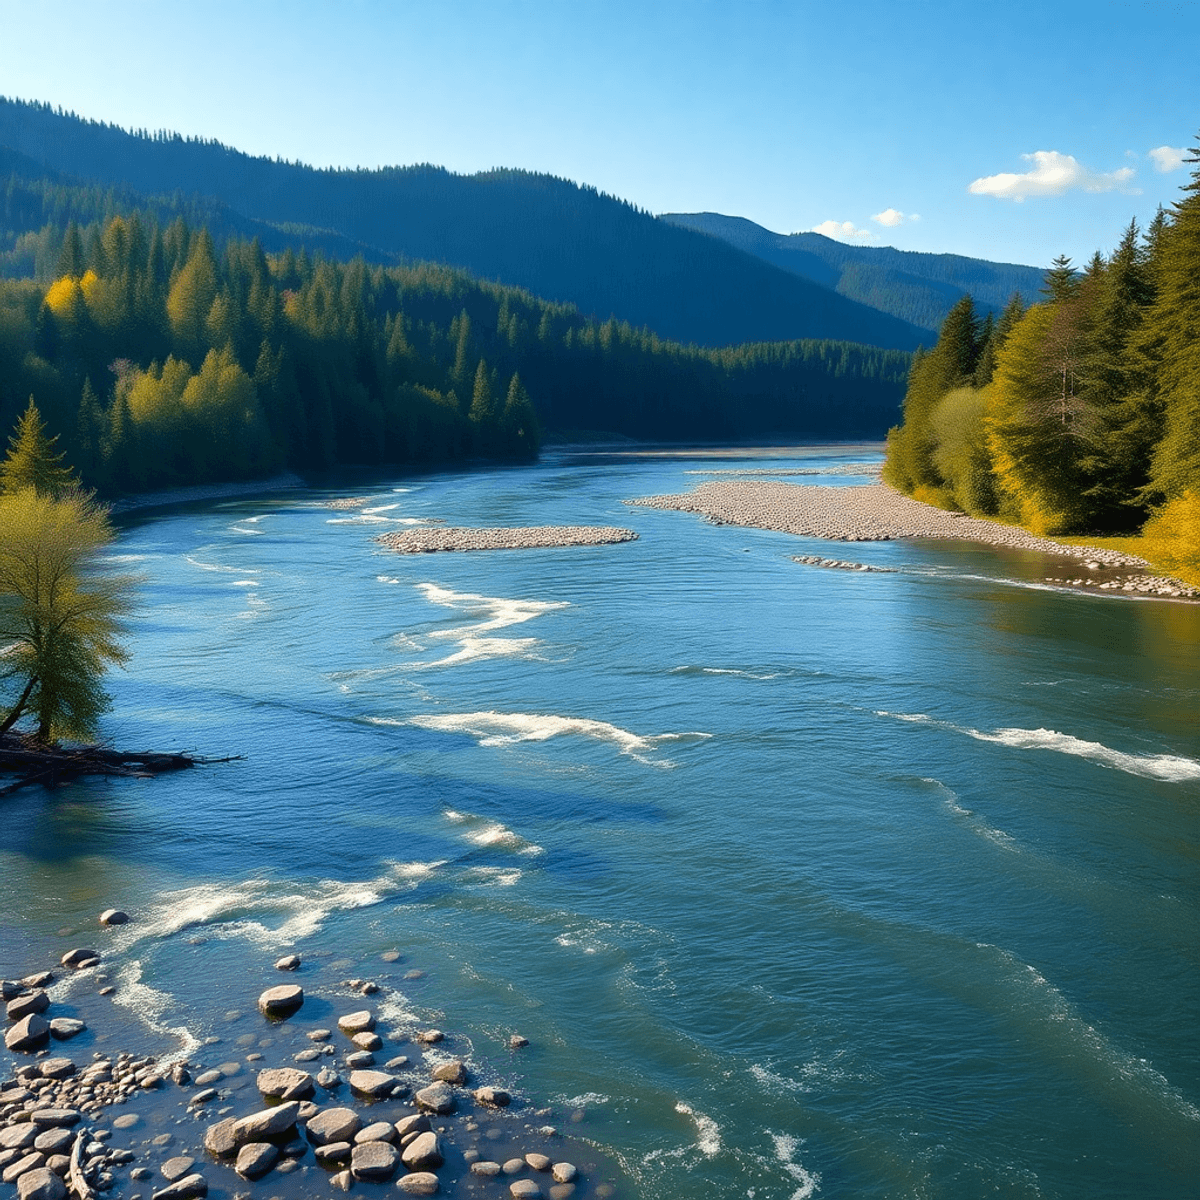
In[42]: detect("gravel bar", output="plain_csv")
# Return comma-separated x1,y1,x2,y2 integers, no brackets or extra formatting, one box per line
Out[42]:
629,480,1198,598
377,525,638,553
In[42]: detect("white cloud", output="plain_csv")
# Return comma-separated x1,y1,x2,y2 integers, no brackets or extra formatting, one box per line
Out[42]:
811,219,875,242
967,150,1137,201
870,207,921,227
1148,145,1188,173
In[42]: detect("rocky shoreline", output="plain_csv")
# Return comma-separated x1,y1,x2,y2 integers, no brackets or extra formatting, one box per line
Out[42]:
629,480,1198,600
376,528,638,554
3,929,619,1200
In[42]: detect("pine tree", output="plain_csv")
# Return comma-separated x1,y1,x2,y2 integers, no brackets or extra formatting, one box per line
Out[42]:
0,398,78,499
1042,254,1080,302
502,373,540,459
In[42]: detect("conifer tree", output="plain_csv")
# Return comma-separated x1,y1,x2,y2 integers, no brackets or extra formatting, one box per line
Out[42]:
0,398,78,499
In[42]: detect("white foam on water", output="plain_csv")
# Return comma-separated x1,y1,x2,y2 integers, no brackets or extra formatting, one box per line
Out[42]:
230,580,258,587
562,1092,611,1107
186,556,254,574
409,710,710,768
229,524,264,535
108,861,445,953
111,959,201,1064
363,503,402,513
105,554,149,562
769,1132,821,1199
877,712,1200,782
326,514,393,524
425,636,543,668
461,866,524,887
377,575,402,585
671,665,781,680
674,1102,722,1157
922,778,1019,852
444,810,544,855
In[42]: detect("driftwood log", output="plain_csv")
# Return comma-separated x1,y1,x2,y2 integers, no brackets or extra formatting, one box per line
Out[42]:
0,732,240,795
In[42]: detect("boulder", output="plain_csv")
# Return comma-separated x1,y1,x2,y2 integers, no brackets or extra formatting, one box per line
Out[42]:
316,1067,342,1089
397,1173,440,1195
98,910,128,926
202,1119,239,1158
473,1086,511,1108
415,1029,443,1044
348,1070,397,1099
255,1067,314,1100
256,985,303,1017
3,1152,44,1184
430,1060,467,1085
413,1081,455,1115
15,1168,65,1200
0,1126,38,1151
160,1156,196,1182
393,1114,431,1140
337,1010,375,1034
349,1140,399,1182
6,991,50,1020
471,1161,502,1177
150,1173,208,1200
526,1153,552,1172
274,954,300,971
28,1111,80,1129
307,1028,332,1041
232,1102,299,1143
37,1059,75,1081
313,1142,352,1165
235,1141,279,1180
20,972,53,989
330,1169,353,1192
43,1157,69,1178
48,1019,85,1041
551,1163,578,1184
31,1131,73,1155
344,1051,376,1069
509,1182,542,1200
353,1122,396,1145
59,949,97,969
305,1107,360,1146
401,1131,443,1171
508,1034,529,1049
351,1032,382,1051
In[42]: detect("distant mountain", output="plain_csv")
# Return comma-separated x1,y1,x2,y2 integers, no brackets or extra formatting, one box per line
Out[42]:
660,212,1047,335
0,97,927,352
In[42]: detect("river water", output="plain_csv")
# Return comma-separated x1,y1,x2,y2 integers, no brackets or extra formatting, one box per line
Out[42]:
2,446,1198,1199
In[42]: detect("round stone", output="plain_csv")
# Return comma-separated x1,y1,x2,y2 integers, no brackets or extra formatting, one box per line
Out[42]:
338,1010,375,1034
396,1173,439,1195
257,985,303,1017
510,1181,542,1199
350,1140,400,1182
98,910,128,926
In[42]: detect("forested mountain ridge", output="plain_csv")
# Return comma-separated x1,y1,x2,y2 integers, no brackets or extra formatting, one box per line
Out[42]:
662,211,1046,334
0,96,928,351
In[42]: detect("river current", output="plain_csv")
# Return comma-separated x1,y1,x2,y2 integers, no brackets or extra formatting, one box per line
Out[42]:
2,445,1198,1199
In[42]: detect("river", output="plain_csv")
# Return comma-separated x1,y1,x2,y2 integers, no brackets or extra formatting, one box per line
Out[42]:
2,445,1198,1199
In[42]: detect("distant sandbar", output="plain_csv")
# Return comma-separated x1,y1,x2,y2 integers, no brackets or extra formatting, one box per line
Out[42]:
377,525,638,553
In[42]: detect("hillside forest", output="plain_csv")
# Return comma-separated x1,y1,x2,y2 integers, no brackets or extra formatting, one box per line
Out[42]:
0,212,909,496
884,140,1200,584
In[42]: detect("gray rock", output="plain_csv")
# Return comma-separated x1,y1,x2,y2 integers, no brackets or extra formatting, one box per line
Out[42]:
232,1101,299,1143
330,1169,353,1192
551,1163,578,1184
43,1156,69,1178
473,1086,511,1108
28,1111,80,1129
393,1114,431,1140
256,985,303,1017
31,1130,73,1155
351,1032,382,1052
307,1028,332,1042
313,1142,353,1165
274,955,300,971
413,1081,455,1115
48,1019,85,1041
188,1088,217,1106
430,1060,466,1085
353,1122,395,1145
337,1011,375,1034
150,1173,208,1200
3,1151,44,1184
526,1153,552,1172
509,1181,542,1199
415,1029,443,1045
503,1158,527,1174
349,1140,399,1182
305,1107,360,1146
344,1051,376,1069
293,1047,322,1062
160,1157,195,1183
282,1137,308,1158
400,1131,443,1171
98,910,128,926
348,1070,397,1099
508,1034,529,1049
15,1167,65,1200
38,1059,75,1081
316,1067,342,1089
0,1126,38,1151
471,1161,502,1177
235,1141,279,1180
20,972,53,989
0,979,20,1000
255,1067,314,1100
59,949,98,969
7,991,50,1020
384,1055,410,1070
396,1173,440,1195
202,1118,239,1157
193,1069,223,1086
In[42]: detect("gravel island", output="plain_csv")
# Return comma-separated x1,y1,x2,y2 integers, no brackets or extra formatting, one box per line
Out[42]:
377,526,638,553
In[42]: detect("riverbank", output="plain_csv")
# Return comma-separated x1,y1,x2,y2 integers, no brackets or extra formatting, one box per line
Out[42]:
2,939,620,1200
629,479,1199,599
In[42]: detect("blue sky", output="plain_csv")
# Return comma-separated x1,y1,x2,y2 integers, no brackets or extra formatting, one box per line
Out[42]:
0,0,1194,268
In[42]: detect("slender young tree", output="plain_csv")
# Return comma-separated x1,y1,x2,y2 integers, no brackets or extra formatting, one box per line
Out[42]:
0,398,78,499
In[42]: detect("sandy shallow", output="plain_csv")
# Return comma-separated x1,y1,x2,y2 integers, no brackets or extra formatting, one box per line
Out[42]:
378,526,638,553
629,480,1197,599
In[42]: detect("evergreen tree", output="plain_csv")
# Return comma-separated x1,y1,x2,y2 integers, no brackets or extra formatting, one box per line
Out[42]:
0,398,78,498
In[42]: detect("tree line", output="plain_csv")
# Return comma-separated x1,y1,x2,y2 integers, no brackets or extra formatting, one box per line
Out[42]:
884,138,1199,582
0,210,911,496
